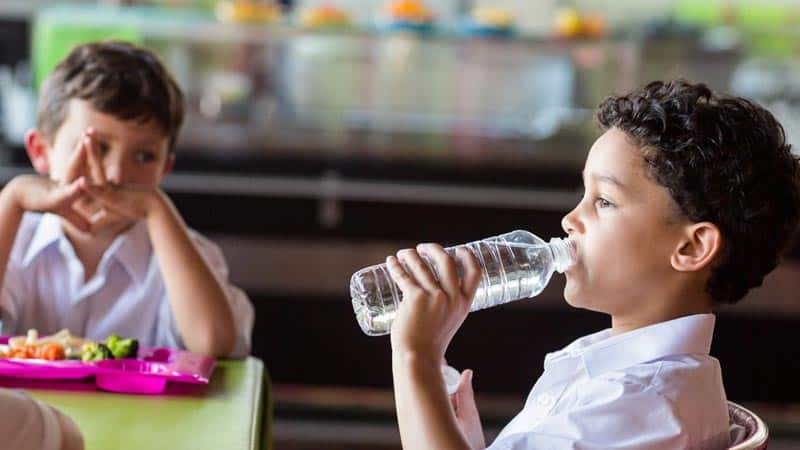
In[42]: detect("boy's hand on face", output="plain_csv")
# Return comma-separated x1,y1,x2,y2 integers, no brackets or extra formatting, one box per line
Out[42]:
8,175,91,233
59,128,115,226
387,244,481,364
81,183,164,223
67,128,132,232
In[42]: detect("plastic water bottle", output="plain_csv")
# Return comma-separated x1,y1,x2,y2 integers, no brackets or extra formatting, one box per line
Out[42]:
350,230,576,336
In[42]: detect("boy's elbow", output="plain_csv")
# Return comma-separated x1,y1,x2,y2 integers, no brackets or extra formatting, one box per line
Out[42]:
186,329,236,358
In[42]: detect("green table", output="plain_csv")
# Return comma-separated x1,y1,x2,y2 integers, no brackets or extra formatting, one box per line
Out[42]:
22,357,271,450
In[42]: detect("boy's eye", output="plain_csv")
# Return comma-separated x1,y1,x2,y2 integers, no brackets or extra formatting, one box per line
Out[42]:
136,151,156,163
98,142,110,155
595,197,614,208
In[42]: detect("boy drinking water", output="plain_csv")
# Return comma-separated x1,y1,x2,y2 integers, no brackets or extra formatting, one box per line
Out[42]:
0,41,253,357
386,80,800,449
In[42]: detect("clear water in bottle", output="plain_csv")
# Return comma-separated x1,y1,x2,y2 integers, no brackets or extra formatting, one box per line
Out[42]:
350,230,576,335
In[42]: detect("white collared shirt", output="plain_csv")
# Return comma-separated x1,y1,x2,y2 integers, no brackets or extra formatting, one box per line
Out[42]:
0,212,254,358
488,314,730,450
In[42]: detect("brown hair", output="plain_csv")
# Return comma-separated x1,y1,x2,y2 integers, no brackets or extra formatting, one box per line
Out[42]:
37,41,184,151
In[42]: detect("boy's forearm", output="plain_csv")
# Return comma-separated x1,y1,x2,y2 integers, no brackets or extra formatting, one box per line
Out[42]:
393,353,473,450
0,180,26,296
145,191,236,357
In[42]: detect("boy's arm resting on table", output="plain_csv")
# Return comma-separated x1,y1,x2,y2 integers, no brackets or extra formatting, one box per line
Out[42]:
0,389,84,450
0,175,89,300
84,184,238,357
144,190,237,357
183,233,255,358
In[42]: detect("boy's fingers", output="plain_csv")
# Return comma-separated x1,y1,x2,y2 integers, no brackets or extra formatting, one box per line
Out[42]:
456,247,482,301
84,134,107,185
454,369,476,415
397,248,440,293
386,255,420,294
54,177,86,204
418,243,460,302
62,206,92,233
63,138,87,183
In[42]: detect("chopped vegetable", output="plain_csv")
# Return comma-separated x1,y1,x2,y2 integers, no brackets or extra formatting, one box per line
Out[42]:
9,344,38,359
105,334,139,359
35,343,65,360
3,329,139,362
81,342,113,362
25,329,38,345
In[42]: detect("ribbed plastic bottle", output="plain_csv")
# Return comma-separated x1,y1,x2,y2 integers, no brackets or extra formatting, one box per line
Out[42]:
350,230,576,336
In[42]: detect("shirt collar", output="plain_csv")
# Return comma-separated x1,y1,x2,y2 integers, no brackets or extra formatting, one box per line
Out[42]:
22,213,64,267
105,219,151,284
546,314,716,379
22,213,151,284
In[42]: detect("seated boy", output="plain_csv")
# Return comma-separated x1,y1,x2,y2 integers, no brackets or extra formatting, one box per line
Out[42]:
0,41,253,357
386,80,800,449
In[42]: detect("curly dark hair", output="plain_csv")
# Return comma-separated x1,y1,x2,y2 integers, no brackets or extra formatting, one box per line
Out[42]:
596,79,800,305
37,41,184,151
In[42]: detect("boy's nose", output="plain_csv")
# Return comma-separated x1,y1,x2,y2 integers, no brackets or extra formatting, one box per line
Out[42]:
561,209,580,236
104,163,125,184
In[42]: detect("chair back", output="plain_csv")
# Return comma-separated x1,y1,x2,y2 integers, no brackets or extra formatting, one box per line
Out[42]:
728,401,768,450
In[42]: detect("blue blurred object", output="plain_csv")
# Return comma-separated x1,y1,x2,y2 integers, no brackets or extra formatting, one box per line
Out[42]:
457,17,513,38
377,19,436,35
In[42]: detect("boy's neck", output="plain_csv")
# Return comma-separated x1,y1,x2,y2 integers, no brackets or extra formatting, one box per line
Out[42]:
609,298,713,336
61,219,135,281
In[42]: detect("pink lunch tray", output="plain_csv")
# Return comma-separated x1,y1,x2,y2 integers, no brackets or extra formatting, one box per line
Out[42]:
0,337,215,394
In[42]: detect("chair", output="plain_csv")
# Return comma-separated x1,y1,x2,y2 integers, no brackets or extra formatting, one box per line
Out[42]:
728,401,768,450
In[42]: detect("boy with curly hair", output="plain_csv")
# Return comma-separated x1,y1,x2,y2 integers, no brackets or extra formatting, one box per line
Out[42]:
386,80,800,449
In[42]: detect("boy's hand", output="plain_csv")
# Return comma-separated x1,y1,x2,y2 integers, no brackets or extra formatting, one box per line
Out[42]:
81,183,164,222
8,175,91,232
387,243,481,364
60,128,118,227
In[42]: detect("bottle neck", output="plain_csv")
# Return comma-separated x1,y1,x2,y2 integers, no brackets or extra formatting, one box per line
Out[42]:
548,237,576,273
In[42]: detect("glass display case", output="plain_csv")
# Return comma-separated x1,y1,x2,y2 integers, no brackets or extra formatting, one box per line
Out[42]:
25,3,642,188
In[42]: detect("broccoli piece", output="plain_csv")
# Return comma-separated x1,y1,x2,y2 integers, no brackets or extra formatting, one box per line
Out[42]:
105,335,139,359
81,342,113,362
105,334,120,352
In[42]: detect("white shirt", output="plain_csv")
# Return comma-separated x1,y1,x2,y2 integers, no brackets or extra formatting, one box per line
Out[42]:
0,212,254,358
488,314,730,450
0,388,82,450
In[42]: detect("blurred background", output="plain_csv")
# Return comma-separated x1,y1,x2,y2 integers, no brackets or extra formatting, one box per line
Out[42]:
2,0,800,448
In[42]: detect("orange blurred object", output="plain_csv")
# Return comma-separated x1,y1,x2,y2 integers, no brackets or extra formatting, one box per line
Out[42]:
36,343,66,361
216,0,282,24
582,14,608,38
9,344,38,359
553,8,608,39
8,342,66,360
385,0,433,22
299,3,351,28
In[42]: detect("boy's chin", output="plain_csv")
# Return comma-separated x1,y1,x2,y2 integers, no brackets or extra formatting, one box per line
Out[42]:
563,282,590,309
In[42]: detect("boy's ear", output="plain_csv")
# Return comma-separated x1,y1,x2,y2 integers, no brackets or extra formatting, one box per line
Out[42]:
162,152,175,176
671,222,722,272
24,129,51,175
